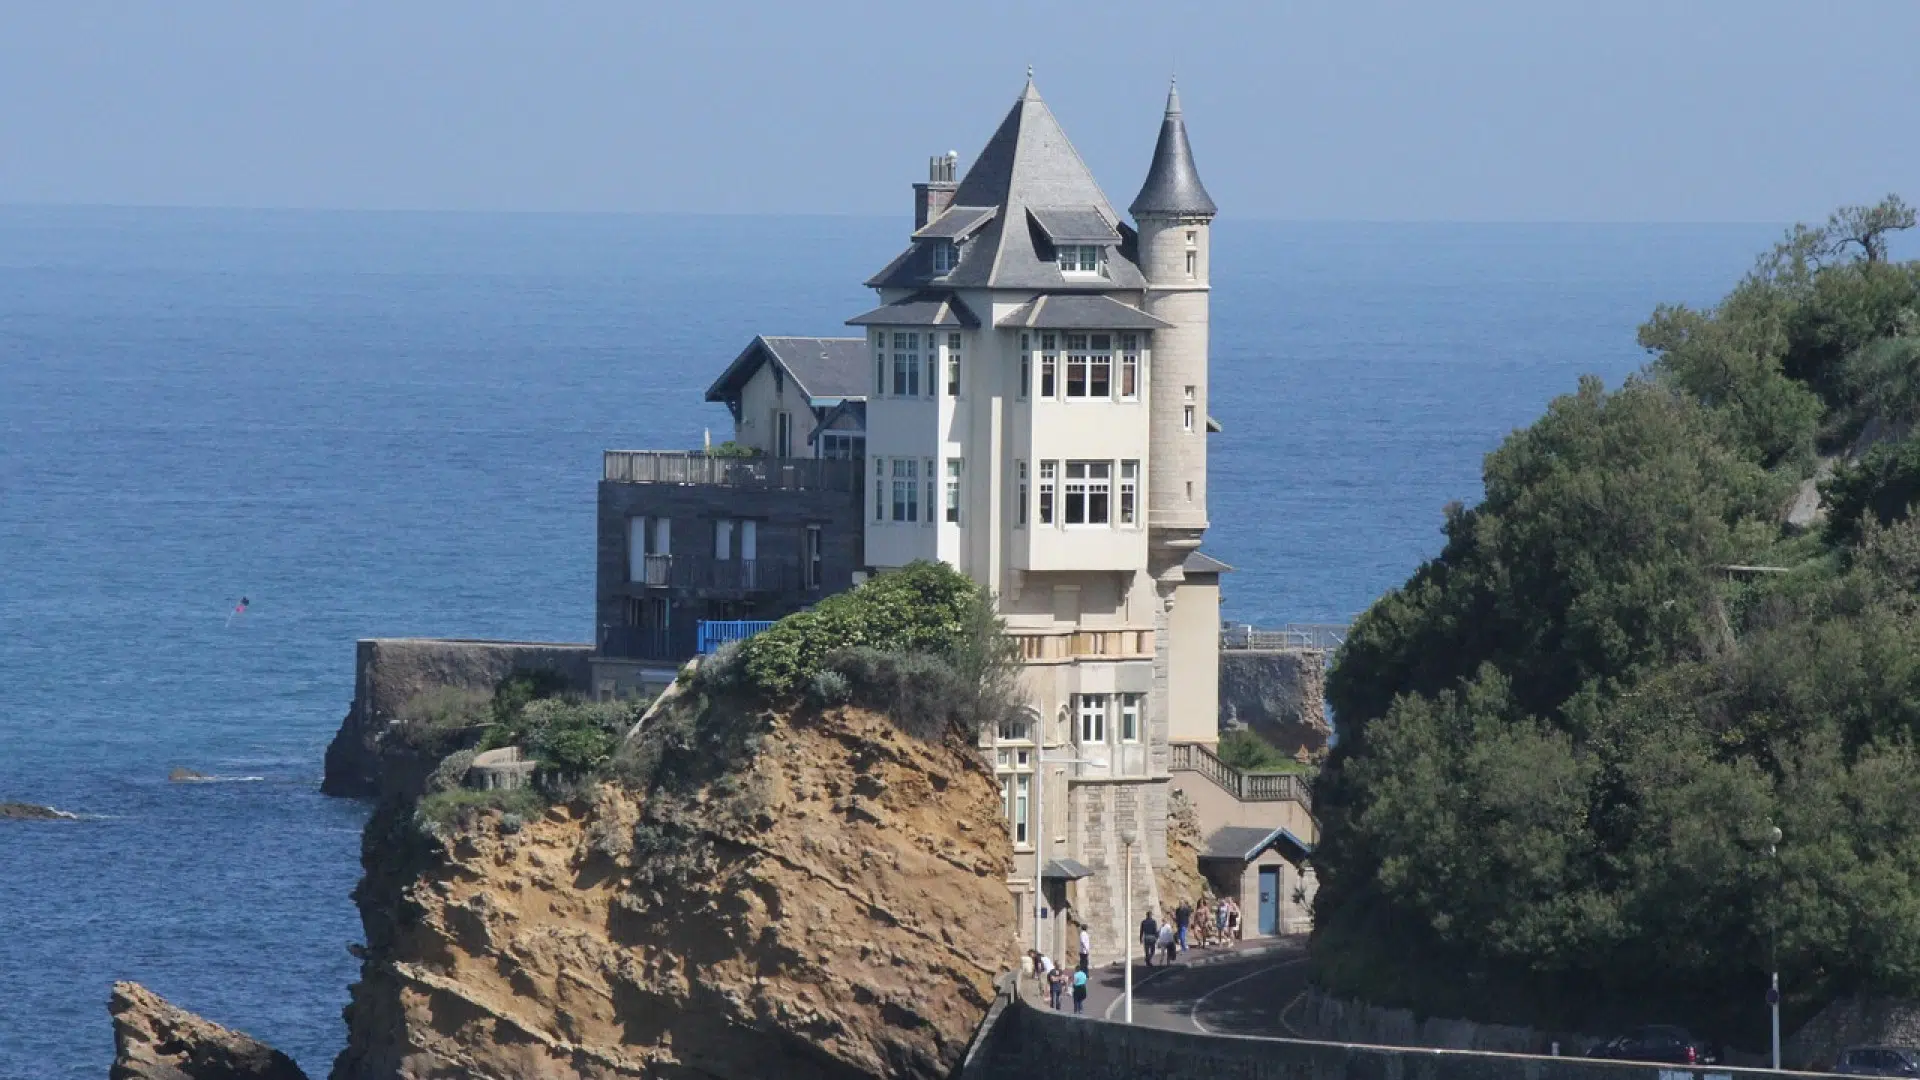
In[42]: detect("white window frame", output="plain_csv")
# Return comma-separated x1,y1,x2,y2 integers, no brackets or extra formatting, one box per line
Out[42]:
1119,460,1138,526
1183,404,1195,432
891,458,918,523
1037,460,1056,525
873,331,886,396
1119,334,1140,400
932,239,958,275
892,332,919,396
805,525,823,589
713,518,734,561
1120,693,1142,743
1063,460,1111,526
946,333,962,397
1018,333,1031,400
1016,460,1028,528
1057,244,1106,276
1077,694,1107,744
1039,333,1057,399
945,458,962,524
873,457,886,522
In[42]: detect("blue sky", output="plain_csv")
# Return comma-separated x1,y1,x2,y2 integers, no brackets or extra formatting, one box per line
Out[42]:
2,1,1916,221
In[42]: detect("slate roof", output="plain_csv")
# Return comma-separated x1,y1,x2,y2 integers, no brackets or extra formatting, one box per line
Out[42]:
912,205,997,240
704,336,870,404
847,292,981,328
1182,550,1233,575
1130,82,1217,219
996,294,1171,330
1029,206,1121,244
1201,825,1313,863
1041,858,1094,881
866,78,1146,292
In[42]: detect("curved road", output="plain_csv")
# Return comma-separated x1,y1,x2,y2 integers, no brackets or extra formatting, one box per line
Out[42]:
1073,938,1312,1038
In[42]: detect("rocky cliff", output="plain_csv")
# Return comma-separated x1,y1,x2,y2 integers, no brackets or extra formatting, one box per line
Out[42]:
110,982,309,1080
332,701,1014,1079
1219,649,1332,756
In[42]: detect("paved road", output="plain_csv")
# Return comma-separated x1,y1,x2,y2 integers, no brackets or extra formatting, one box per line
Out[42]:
1059,937,1311,1038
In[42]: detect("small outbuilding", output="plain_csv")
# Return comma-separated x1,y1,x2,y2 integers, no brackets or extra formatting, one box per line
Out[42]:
1198,824,1315,937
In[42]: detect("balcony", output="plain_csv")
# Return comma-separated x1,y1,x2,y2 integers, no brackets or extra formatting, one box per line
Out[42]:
1013,629,1154,663
629,556,812,595
603,451,860,492
598,624,692,663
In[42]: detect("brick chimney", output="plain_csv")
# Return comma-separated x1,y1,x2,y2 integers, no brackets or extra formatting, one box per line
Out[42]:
912,151,959,230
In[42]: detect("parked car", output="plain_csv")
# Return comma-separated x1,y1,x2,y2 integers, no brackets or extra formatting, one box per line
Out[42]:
1586,1026,1718,1065
1835,1047,1920,1076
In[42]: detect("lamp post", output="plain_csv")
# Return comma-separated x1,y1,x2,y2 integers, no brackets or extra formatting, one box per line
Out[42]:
1032,753,1096,958
1768,824,1783,1071
1120,822,1139,1025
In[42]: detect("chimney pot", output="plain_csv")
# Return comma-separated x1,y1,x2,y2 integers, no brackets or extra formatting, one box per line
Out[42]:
912,151,959,230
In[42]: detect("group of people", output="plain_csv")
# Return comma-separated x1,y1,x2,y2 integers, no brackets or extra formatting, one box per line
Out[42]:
1025,896,1247,1014
1140,895,1243,965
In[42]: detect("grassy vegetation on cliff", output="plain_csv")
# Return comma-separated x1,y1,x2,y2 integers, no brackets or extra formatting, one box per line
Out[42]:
1314,197,1920,1046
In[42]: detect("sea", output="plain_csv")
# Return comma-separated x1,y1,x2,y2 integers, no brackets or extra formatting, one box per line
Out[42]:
0,205,1784,1077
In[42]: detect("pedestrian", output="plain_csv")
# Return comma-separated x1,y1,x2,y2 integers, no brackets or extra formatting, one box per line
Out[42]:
1157,920,1176,965
1139,911,1159,968
1174,901,1192,951
1216,896,1230,940
1071,967,1088,1015
1078,925,1091,972
1047,964,1065,1010
1226,898,1242,941
1027,949,1044,976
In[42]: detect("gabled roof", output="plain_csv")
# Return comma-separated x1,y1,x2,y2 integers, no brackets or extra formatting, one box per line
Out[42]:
1131,82,1217,219
1201,824,1313,864
866,78,1146,292
847,292,981,328
913,205,997,241
1182,550,1233,575
704,336,870,405
996,294,1171,330
1041,858,1094,881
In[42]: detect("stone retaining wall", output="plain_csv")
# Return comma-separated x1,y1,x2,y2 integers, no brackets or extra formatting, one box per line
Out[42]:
321,638,591,798
978,995,1829,1080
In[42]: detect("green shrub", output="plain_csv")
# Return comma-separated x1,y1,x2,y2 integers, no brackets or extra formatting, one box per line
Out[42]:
416,786,543,831
737,561,981,694
483,669,575,749
708,440,759,459
425,748,480,793
808,668,851,706
1216,729,1306,773
517,697,638,776
387,686,492,753
827,647,978,741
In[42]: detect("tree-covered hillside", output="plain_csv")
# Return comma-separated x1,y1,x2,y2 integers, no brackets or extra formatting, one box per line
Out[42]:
1314,198,1920,1046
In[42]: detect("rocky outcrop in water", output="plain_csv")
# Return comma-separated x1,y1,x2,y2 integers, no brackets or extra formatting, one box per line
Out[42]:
333,703,1014,1079
1,800,77,821
109,981,308,1080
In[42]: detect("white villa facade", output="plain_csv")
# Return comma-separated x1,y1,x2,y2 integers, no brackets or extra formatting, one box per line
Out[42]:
847,76,1225,961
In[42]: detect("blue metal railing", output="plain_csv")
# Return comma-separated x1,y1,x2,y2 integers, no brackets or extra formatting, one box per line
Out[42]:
696,619,775,655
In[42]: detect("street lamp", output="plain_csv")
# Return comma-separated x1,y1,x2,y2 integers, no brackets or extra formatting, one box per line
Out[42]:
1032,753,1096,958
1768,824,1783,1071
1120,821,1139,1025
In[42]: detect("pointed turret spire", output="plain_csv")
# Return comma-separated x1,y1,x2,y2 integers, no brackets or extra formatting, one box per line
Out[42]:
1129,79,1216,218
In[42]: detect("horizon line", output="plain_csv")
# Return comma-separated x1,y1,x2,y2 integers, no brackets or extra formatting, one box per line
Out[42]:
0,200,1797,228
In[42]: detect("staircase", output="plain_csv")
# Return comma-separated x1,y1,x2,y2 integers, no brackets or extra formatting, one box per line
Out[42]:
1170,742,1313,811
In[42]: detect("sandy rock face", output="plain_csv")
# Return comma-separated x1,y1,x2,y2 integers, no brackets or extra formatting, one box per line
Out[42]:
109,981,309,1080
334,705,1014,1080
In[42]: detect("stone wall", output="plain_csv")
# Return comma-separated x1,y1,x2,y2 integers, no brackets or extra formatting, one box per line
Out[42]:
1295,989,1586,1056
1069,778,1171,966
321,638,591,797
979,995,1830,1080
1220,648,1331,755
1783,996,1920,1071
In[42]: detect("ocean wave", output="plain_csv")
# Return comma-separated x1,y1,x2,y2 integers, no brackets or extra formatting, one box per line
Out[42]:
173,775,267,784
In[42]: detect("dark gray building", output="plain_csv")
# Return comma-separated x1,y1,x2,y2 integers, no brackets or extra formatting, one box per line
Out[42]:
590,336,869,697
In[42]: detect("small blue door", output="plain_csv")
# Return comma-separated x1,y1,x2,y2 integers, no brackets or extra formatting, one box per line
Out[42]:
1258,867,1280,935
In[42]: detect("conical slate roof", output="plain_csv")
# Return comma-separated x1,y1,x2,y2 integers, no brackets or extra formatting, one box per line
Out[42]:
864,77,1145,292
1129,82,1216,219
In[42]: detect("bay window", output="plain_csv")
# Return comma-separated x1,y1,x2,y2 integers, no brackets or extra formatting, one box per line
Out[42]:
891,332,920,396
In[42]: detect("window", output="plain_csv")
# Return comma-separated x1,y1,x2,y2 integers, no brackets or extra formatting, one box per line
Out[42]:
946,333,962,396
1186,249,1197,276
805,525,823,589
1183,405,1195,432
891,332,919,396
945,458,962,524
1039,333,1057,398
1057,244,1104,275
774,411,792,458
1018,334,1031,400
1120,334,1139,399
1063,460,1111,525
1089,334,1111,397
713,518,734,561
873,457,885,521
1016,460,1028,527
1119,460,1138,525
891,458,918,522
926,353,936,399
1000,772,1031,847
1038,460,1056,525
925,457,935,527
1065,333,1088,398
874,332,886,395
1120,694,1142,743
998,714,1033,744
1077,694,1107,743
820,432,863,460
932,239,958,275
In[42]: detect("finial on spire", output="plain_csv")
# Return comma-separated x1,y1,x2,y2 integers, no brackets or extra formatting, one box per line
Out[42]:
1165,75,1182,115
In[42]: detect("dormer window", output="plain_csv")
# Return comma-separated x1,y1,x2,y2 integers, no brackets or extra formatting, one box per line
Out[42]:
932,240,959,275
1056,244,1106,276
